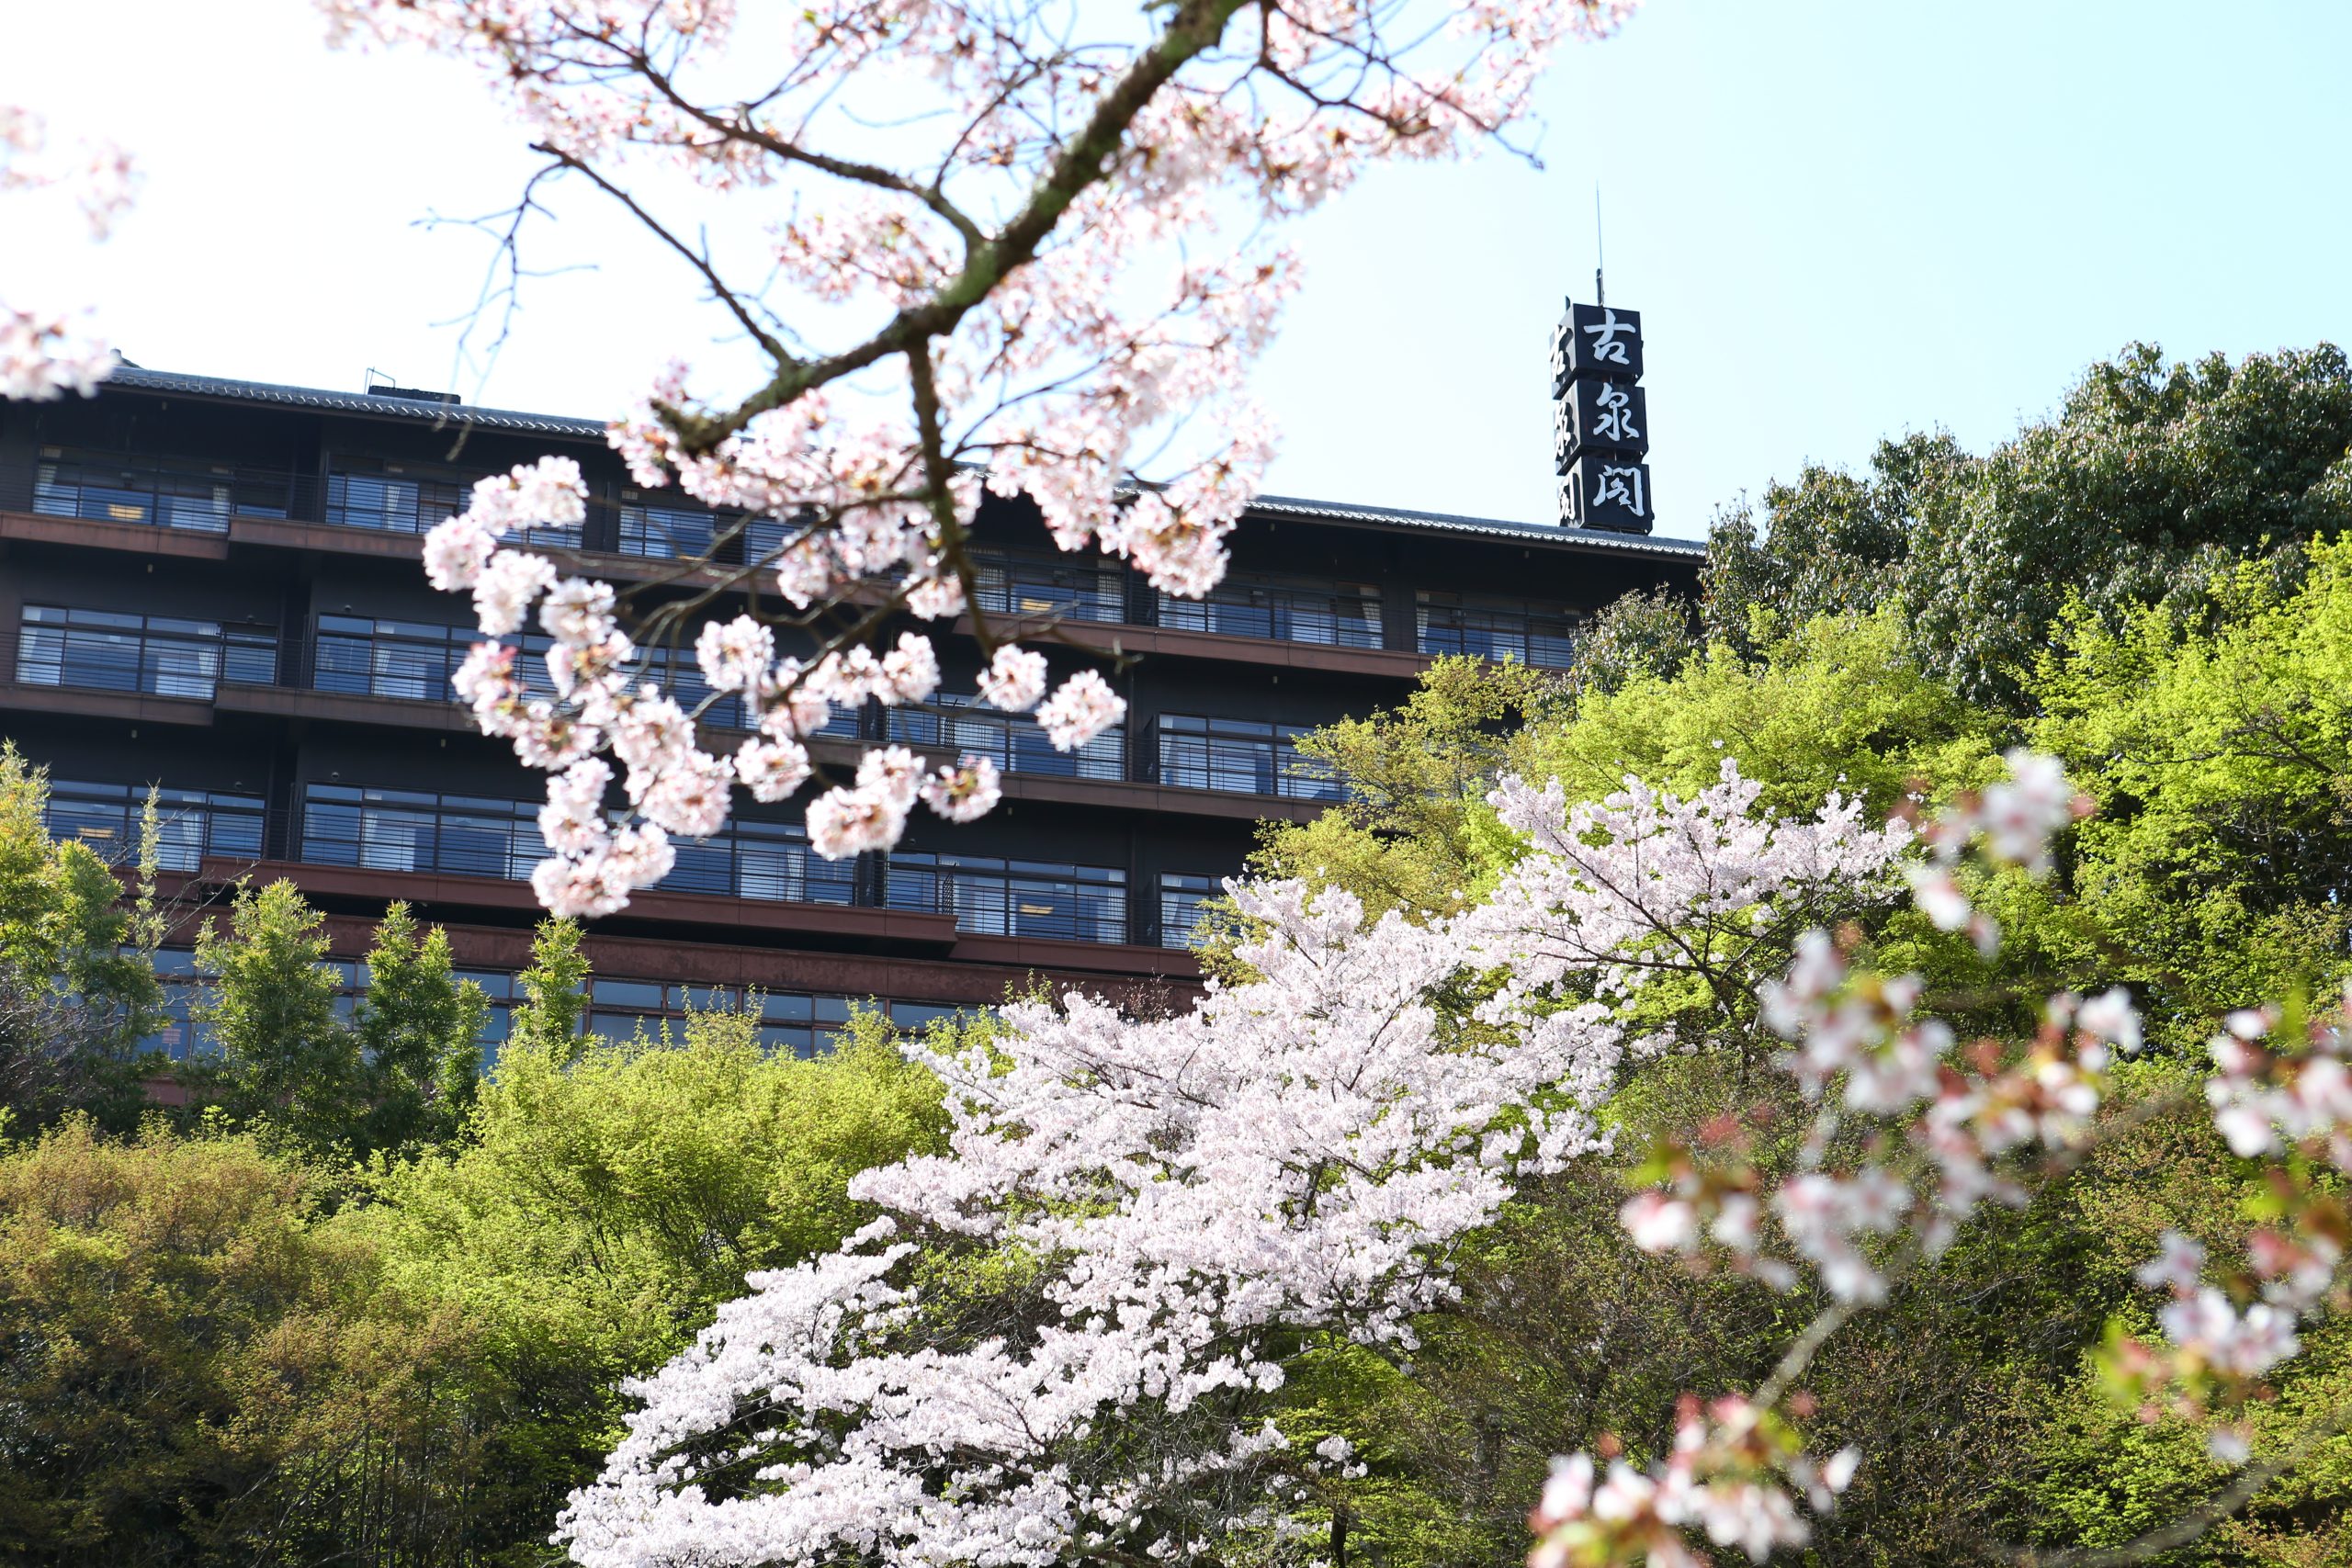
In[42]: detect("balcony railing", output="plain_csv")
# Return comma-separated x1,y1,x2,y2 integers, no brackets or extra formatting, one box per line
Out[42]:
42,778,266,873
18,604,276,699
1416,591,1581,670
887,697,1124,782
972,551,1127,624
311,615,812,733
1154,715,1340,801
298,783,854,905
884,852,1127,943
8,448,303,534
1157,578,1383,649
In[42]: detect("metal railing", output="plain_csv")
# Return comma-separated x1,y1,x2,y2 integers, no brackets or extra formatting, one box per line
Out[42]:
297,783,854,905
1157,579,1384,649
17,605,276,699
6,449,307,533
1415,592,1582,670
42,778,266,873
884,852,1127,943
971,551,1128,624
887,697,1124,782
1154,715,1340,800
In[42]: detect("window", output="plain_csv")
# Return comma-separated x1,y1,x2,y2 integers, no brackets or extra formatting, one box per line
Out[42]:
1155,715,1339,800
1157,576,1382,649
327,460,576,544
665,816,856,906
299,783,855,905
312,615,788,733
18,605,275,698
887,695,1124,782
581,979,862,1058
971,551,1126,623
885,852,1127,943
313,615,473,703
618,502,718,560
1415,591,1581,669
1158,872,1221,949
30,446,290,532
44,778,265,873
324,464,469,535
301,784,541,881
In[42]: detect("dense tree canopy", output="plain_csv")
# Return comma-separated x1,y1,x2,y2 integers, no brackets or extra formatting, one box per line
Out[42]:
1705,343,2352,704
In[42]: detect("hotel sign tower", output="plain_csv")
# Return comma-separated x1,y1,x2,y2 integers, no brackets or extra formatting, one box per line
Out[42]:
1551,299,1654,534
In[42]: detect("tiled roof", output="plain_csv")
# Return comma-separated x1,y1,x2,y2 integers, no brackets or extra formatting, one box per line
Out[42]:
106,366,610,438
93,367,1707,557
1247,491,1705,558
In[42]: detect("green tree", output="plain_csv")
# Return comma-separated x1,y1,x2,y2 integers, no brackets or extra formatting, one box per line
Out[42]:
508,915,589,1064
191,883,488,1166
190,879,356,1156
0,745,164,1131
1703,344,2352,705
2030,534,2352,1047
357,1002,949,1537
1566,583,1700,699
350,902,488,1157
0,1115,491,1566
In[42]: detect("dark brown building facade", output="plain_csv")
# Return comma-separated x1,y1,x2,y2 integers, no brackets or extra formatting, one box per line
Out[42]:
0,367,1702,1055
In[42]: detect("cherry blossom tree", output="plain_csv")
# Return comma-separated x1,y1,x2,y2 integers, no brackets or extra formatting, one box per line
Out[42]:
270,0,1630,914
1531,754,2352,1568
551,763,1907,1567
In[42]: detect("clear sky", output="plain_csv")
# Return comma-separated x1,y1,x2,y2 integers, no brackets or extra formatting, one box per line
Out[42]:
4,1,2346,541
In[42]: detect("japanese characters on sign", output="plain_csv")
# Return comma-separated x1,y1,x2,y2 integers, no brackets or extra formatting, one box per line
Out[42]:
1551,300,1654,534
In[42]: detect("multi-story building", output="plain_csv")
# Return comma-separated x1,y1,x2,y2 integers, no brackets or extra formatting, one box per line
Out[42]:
0,366,1702,1056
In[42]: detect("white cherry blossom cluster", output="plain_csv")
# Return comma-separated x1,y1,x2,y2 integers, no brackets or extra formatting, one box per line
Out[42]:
1528,1398,1860,1568
555,762,1884,1568
424,457,1102,913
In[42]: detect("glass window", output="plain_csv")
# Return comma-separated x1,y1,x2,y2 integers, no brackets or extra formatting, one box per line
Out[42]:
1155,715,1339,800
1415,591,1582,669
1158,872,1222,949
888,694,1124,782
970,551,1126,623
885,852,1127,943
18,604,276,700
1158,577,1382,649
29,447,280,533
43,778,265,873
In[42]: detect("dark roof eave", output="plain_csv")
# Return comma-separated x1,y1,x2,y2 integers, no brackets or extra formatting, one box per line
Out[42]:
101,366,611,439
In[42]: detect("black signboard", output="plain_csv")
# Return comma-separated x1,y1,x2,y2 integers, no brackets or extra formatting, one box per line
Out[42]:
1566,454,1654,533
1551,296,1653,533
1554,378,1647,472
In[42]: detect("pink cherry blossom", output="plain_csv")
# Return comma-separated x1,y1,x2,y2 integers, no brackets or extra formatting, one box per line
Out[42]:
921,756,1002,822
978,645,1049,713
1035,670,1126,750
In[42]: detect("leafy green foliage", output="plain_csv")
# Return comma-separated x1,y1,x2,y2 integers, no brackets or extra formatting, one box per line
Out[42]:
0,1115,490,1566
189,885,484,1167
354,1002,948,1529
1704,344,2352,705
2031,535,2352,1046
0,745,164,1130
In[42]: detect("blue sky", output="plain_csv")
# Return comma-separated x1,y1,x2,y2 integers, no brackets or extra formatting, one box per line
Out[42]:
4,1,2346,541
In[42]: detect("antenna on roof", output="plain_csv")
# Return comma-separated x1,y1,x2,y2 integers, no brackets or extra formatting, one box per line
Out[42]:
364,367,397,392
1594,184,1605,307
